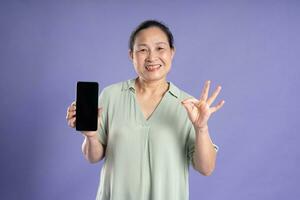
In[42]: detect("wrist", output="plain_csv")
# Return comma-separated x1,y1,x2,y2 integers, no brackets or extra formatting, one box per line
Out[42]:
194,125,209,134
82,131,98,139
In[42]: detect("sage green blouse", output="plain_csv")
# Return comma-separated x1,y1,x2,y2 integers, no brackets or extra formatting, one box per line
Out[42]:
96,78,218,200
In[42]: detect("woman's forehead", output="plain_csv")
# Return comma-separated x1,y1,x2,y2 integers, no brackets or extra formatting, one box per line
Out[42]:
134,27,168,44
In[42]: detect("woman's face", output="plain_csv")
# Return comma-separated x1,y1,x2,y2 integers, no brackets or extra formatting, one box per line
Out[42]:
130,27,175,82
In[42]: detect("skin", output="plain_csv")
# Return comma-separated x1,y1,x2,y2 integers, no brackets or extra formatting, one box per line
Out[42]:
130,27,175,85
66,26,225,176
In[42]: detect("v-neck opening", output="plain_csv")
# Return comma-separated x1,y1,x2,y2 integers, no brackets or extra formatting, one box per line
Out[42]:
132,80,170,123
135,93,166,122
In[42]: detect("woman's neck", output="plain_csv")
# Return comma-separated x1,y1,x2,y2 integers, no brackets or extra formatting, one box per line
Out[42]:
135,77,169,96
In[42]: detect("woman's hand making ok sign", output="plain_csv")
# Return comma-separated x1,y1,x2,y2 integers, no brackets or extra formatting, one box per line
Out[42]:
181,80,225,132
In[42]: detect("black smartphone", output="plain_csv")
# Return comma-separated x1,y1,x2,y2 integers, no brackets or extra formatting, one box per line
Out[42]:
76,81,99,131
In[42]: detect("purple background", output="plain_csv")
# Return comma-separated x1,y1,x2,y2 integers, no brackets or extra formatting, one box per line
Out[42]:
1,1,299,199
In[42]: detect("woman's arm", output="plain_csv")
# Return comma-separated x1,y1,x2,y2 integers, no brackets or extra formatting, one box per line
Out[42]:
66,101,106,163
82,133,105,163
193,126,216,176
182,80,224,176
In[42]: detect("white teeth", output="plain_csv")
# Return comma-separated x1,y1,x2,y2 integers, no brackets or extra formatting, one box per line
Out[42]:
146,64,161,70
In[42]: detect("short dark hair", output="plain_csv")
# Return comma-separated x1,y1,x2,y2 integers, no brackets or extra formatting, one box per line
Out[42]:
129,20,174,51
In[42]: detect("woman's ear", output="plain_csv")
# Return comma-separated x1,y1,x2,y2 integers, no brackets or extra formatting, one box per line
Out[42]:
129,50,133,60
171,47,176,60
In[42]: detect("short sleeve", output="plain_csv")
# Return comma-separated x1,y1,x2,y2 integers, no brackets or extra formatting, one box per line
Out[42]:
97,89,108,146
186,125,219,168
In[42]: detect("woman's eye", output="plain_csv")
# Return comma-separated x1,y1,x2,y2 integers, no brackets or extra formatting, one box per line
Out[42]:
139,49,147,52
158,47,165,51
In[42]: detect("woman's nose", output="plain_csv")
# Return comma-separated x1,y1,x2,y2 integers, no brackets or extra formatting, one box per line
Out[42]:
146,50,158,61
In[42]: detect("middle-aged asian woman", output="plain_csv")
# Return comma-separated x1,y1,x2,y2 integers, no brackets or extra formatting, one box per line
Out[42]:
66,20,225,200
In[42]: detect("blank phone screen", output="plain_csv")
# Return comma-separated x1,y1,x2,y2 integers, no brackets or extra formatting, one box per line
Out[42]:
76,82,99,131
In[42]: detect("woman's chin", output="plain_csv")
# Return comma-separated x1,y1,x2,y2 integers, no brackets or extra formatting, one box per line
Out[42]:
142,73,167,82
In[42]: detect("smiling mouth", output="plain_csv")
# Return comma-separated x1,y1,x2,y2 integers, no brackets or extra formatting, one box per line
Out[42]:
145,64,162,71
